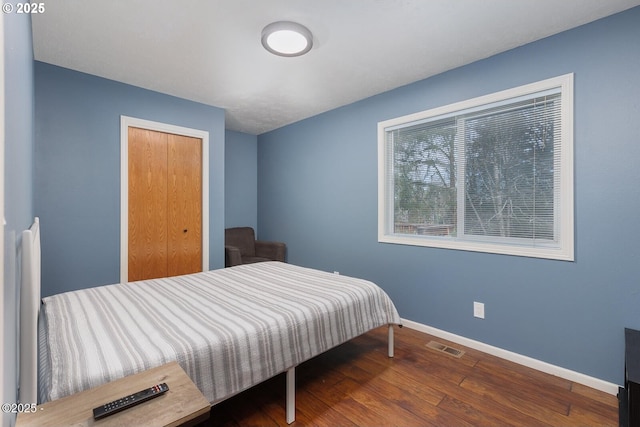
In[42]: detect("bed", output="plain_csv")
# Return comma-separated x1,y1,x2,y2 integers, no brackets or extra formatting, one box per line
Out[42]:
20,218,401,423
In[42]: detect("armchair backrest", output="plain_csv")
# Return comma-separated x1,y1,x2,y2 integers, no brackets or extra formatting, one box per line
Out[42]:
225,227,256,257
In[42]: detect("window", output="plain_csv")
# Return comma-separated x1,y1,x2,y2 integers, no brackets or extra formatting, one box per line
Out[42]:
378,74,574,260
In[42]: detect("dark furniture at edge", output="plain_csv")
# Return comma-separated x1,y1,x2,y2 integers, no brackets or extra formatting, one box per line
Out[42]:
620,328,640,427
225,227,286,267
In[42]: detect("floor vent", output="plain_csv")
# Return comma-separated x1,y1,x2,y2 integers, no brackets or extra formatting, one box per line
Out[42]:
426,341,465,358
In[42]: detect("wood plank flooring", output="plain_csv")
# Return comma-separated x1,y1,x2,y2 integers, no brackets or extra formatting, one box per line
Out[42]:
197,326,618,426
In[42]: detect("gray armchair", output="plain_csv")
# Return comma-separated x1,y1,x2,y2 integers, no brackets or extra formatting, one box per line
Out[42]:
224,227,286,267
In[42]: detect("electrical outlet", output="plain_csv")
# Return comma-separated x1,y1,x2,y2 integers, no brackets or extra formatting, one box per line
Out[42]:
473,301,485,319
333,271,340,275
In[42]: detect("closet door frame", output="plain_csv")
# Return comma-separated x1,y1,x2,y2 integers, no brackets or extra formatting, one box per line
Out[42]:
120,115,209,283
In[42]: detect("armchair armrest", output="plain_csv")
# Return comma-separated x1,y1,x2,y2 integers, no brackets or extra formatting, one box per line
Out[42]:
225,245,243,267
255,240,286,262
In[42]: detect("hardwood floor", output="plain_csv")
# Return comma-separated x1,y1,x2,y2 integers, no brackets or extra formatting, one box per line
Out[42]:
198,326,618,426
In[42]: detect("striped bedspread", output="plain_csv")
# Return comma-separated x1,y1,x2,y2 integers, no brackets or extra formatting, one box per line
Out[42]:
39,262,401,404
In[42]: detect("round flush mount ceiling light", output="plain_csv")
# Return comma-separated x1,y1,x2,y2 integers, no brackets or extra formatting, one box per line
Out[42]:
261,21,313,57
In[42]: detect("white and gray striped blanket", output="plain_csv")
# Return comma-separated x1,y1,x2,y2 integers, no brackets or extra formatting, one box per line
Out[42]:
39,262,401,404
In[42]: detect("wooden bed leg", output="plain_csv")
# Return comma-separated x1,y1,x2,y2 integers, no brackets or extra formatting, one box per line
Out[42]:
388,324,395,358
286,366,295,424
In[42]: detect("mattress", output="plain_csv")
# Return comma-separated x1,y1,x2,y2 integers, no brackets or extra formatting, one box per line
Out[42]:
38,262,401,404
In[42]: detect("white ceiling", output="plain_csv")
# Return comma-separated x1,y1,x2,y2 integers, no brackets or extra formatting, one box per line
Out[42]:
32,0,640,135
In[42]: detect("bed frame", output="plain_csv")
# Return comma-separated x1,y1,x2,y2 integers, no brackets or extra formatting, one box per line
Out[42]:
18,217,396,423
19,217,40,405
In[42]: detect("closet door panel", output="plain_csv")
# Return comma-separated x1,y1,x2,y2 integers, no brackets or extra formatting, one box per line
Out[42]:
128,127,169,281
167,133,202,277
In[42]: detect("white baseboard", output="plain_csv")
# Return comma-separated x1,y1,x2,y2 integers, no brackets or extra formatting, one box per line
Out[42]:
401,318,620,396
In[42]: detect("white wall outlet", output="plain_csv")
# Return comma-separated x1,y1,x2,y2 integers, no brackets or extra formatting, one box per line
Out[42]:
473,301,485,319
333,271,340,275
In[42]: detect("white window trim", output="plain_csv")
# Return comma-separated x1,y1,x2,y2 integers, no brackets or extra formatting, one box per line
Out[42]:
378,74,574,261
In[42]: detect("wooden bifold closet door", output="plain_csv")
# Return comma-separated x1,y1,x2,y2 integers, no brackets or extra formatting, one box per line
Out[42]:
128,127,202,282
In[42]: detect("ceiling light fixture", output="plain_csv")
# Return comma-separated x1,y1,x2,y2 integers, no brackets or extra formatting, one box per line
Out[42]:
261,21,313,57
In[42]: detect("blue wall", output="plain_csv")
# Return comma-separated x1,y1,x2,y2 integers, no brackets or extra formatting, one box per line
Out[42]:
258,7,640,384
3,11,34,425
34,62,225,297
225,130,258,231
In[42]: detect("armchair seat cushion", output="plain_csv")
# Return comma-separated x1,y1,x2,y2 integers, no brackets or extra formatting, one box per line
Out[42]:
241,256,274,264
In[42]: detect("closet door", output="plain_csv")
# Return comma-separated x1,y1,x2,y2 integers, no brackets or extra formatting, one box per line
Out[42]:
167,134,202,277
128,127,202,282
128,127,169,281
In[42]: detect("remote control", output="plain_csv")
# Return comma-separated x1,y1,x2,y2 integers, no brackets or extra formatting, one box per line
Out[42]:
93,383,169,420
